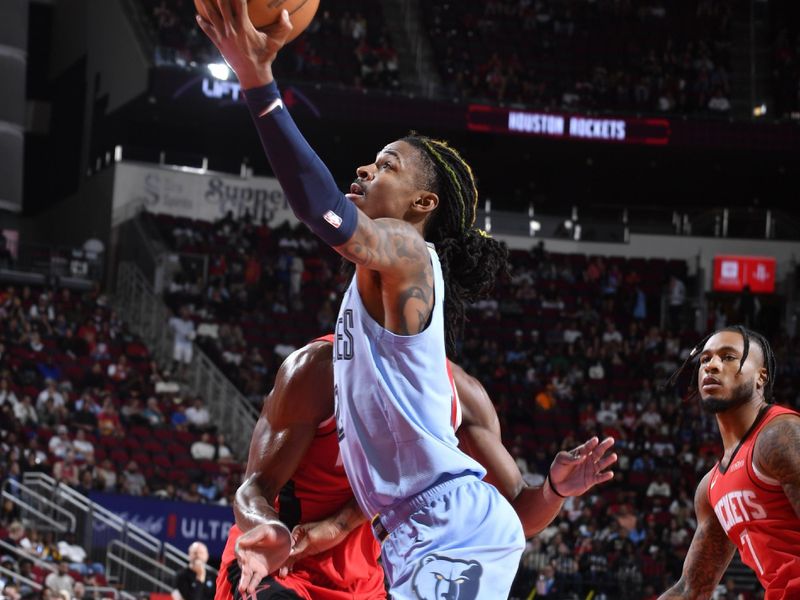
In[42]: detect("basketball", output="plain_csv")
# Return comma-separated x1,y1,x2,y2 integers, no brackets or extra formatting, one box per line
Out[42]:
194,0,320,43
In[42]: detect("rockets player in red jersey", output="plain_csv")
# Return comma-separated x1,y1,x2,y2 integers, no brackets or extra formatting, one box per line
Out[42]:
660,326,800,600
215,335,617,600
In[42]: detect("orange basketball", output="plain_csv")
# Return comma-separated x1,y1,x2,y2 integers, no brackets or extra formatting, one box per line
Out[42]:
195,0,320,43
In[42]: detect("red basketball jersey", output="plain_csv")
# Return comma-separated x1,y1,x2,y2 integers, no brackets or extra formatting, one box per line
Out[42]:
216,336,383,600
707,405,800,598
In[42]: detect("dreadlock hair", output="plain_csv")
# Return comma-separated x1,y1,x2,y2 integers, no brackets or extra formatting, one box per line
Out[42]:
401,133,510,357
666,325,776,403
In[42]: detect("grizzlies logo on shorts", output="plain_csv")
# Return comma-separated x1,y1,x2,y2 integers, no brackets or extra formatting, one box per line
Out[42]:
411,554,483,599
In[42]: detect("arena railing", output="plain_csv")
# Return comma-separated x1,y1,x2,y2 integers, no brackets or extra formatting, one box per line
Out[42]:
115,260,259,458
88,588,138,600
20,472,216,593
2,478,75,534
0,564,42,594
106,540,178,593
0,539,57,575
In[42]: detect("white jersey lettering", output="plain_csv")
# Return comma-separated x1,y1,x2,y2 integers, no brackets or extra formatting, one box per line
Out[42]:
714,490,766,533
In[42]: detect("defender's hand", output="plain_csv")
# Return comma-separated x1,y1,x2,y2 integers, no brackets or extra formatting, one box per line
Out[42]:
235,521,293,596
548,436,616,497
195,0,293,89
277,519,350,577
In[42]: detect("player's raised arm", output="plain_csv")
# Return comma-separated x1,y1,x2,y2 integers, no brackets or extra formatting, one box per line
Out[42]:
232,341,333,595
451,363,616,537
659,471,736,599
196,0,432,280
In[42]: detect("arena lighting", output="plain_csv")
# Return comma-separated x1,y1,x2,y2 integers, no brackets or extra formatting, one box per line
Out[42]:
207,62,231,81
753,104,767,118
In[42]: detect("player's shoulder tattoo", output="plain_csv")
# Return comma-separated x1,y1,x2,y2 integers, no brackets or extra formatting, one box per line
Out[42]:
755,414,800,483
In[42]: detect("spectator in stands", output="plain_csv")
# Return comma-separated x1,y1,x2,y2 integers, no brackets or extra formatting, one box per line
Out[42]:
171,402,189,431
639,402,663,432
48,424,72,459
95,459,117,492
142,396,166,427
44,560,74,597
171,541,214,600
0,499,18,525
180,483,203,504
29,292,54,323
120,461,147,496
190,433,215,461
81,363,105,391
120,395,147,427
154,482,179,502
196,475,217,503
0,378,18,410
645,473,672,498
16,558,40,594
57,532,86,566
90,335,111,362
1,583,20,600
13,395,37,427
602,321,623,345
76,468,96,495
73,581,89,600
1,404,16,435
96,398,123,438
21,437,44,468
38,397,66,428
736,285,760,329
667,275,686,330
707,87,731,113
185,398,211,433
52,450,80,487
169,306,196,377
214,434,232,464
106,355,130,383
36,379,65,414
40,531,61,562
72,429,94,462
535,563,557,596
71,393,99,431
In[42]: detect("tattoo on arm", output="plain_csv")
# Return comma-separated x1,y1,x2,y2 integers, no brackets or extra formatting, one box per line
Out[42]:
661,522,734,598
336,214,430,274
659,474,735,599
395,285,433,335
755,416,800,518
336,214,435,334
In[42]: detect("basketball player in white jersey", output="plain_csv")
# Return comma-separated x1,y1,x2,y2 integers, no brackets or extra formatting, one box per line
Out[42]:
196,4,615,596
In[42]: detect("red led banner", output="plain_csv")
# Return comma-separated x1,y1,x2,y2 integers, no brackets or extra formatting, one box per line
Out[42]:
713,255,776,293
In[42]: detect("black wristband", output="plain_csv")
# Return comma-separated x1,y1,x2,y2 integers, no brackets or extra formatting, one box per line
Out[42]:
547,474,567,499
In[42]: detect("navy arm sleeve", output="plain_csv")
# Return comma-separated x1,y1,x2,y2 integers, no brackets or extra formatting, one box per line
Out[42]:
243,82,358,247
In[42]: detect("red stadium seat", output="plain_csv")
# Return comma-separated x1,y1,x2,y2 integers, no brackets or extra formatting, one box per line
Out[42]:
109,448,129,466
142,439,165,454
152,454,172,469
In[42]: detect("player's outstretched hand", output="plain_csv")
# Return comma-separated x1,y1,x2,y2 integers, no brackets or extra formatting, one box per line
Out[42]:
548,436,617,498
235,521,293,596
277,519,350,577
195,0,293,89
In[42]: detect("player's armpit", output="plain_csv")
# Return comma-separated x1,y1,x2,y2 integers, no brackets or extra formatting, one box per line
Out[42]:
754,414,800,519
659,472,735,599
